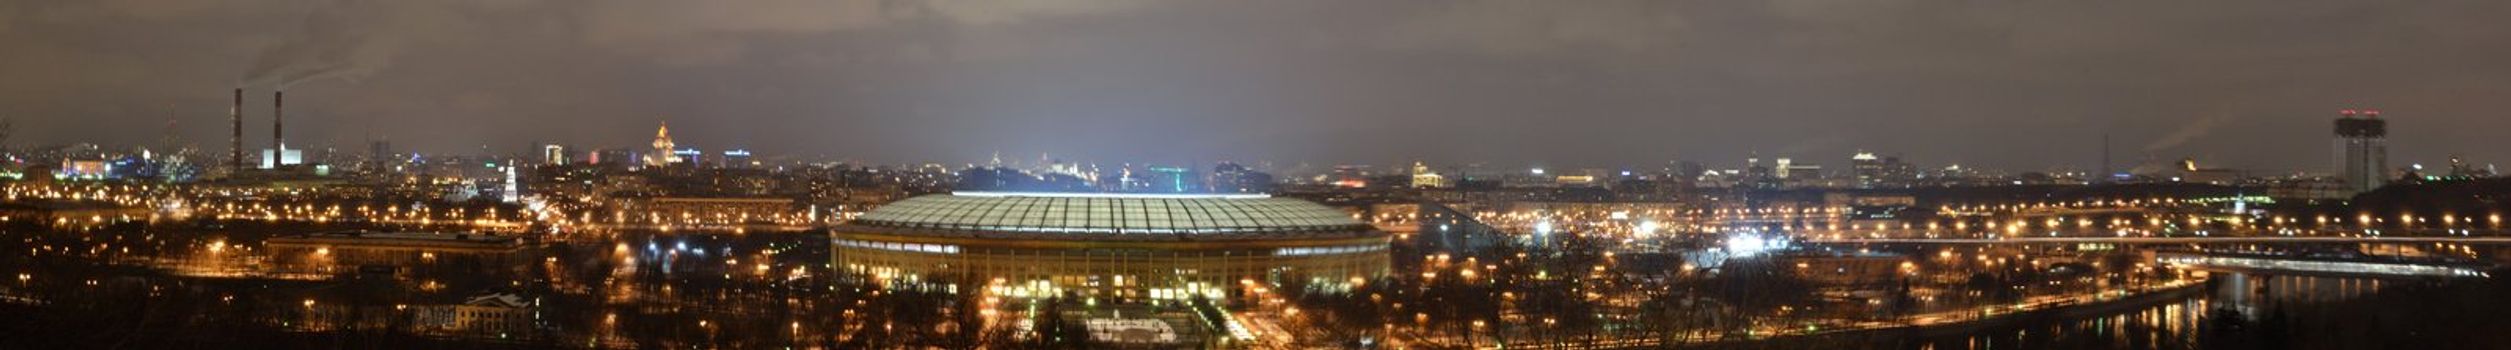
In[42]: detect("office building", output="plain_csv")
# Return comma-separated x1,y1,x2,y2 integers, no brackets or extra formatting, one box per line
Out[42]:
542,144,567,165
2334,109,2388,193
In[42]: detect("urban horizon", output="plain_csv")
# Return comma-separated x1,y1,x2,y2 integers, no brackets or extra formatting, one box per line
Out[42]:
11,2,2511,171
13,115,2501,181
9,2,2511,350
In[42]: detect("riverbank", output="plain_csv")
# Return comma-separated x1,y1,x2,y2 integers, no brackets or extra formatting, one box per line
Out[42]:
1839,281,2211,340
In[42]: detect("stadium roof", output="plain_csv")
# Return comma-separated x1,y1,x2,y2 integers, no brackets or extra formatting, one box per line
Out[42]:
847,192,1371,239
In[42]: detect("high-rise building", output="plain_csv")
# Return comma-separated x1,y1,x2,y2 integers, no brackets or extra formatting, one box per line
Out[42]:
1882,156,1917,186
1741,157,1780,189
542,144,567,165
2333,109,2388,193
1849,152,1919,188
368,140,392,162
645,121,678,167
1852,152,1883,188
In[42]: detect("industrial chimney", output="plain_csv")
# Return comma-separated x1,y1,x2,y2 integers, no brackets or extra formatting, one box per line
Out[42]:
273,90,285,155
231,88,244,173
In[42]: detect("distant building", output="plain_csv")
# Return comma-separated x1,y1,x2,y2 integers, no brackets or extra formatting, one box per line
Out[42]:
720,149,754,168
1407,162,1448,189
0,200,151,225
1781,161,1823,185
263,231,527,277
1325,166,1373,188
1843,194,1916,220
413,293,538,339
1672,161,1708,180
1852,153,1883,187
1851,152,1918,188
589,148,635,167
1206,162,1274,193
57,159,109,180
2171,158,2241,185
1741,158,1781,189
1140,166,1199,193
2446,155,2495,179
541,144,567,165
2267,177,2351,201
1540,168,1608,187
260,148,304,169
639,197,800,225
645,121,679,167
671,147,703,168
367,140,393,164
2334,109,2388,192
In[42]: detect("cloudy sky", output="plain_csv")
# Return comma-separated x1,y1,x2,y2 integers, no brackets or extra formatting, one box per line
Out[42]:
4,0,2507,172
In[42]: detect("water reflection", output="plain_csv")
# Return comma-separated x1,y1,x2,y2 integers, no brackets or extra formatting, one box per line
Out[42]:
1920,274,2391,350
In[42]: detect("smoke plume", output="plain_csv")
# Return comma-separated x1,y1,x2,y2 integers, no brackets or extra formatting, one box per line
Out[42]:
240,0,405,89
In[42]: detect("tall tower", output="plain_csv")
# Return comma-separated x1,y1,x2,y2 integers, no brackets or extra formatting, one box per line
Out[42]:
645,121,678,167
230,88,244,173
273,91,285,153
2333,109,2388,193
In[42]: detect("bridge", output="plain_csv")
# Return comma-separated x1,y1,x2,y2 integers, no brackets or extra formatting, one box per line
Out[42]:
2156,252,2493,278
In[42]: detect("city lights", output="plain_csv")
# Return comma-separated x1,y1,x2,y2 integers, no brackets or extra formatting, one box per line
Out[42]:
1,5,2505,347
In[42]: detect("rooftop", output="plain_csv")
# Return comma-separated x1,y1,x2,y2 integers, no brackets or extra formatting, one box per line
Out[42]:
846,192,1371,239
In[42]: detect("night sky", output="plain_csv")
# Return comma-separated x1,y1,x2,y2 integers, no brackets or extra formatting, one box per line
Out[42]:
4,0,2507,172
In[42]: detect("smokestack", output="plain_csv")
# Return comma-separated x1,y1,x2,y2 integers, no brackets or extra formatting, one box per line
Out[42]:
231,88,244,172
273,90,285,154
2098,132,2110,184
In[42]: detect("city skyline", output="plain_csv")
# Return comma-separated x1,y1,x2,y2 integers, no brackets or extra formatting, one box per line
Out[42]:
6,1,2511,170
13,2,2511,349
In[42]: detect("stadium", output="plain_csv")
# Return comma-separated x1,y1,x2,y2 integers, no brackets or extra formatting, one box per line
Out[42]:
833,192,1390,300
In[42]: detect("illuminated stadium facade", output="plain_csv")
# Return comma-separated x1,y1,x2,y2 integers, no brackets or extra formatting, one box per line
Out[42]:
833,192,1390,300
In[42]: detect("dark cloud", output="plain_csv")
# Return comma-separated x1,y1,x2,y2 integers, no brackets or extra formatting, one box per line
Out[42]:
5,0,2508,173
